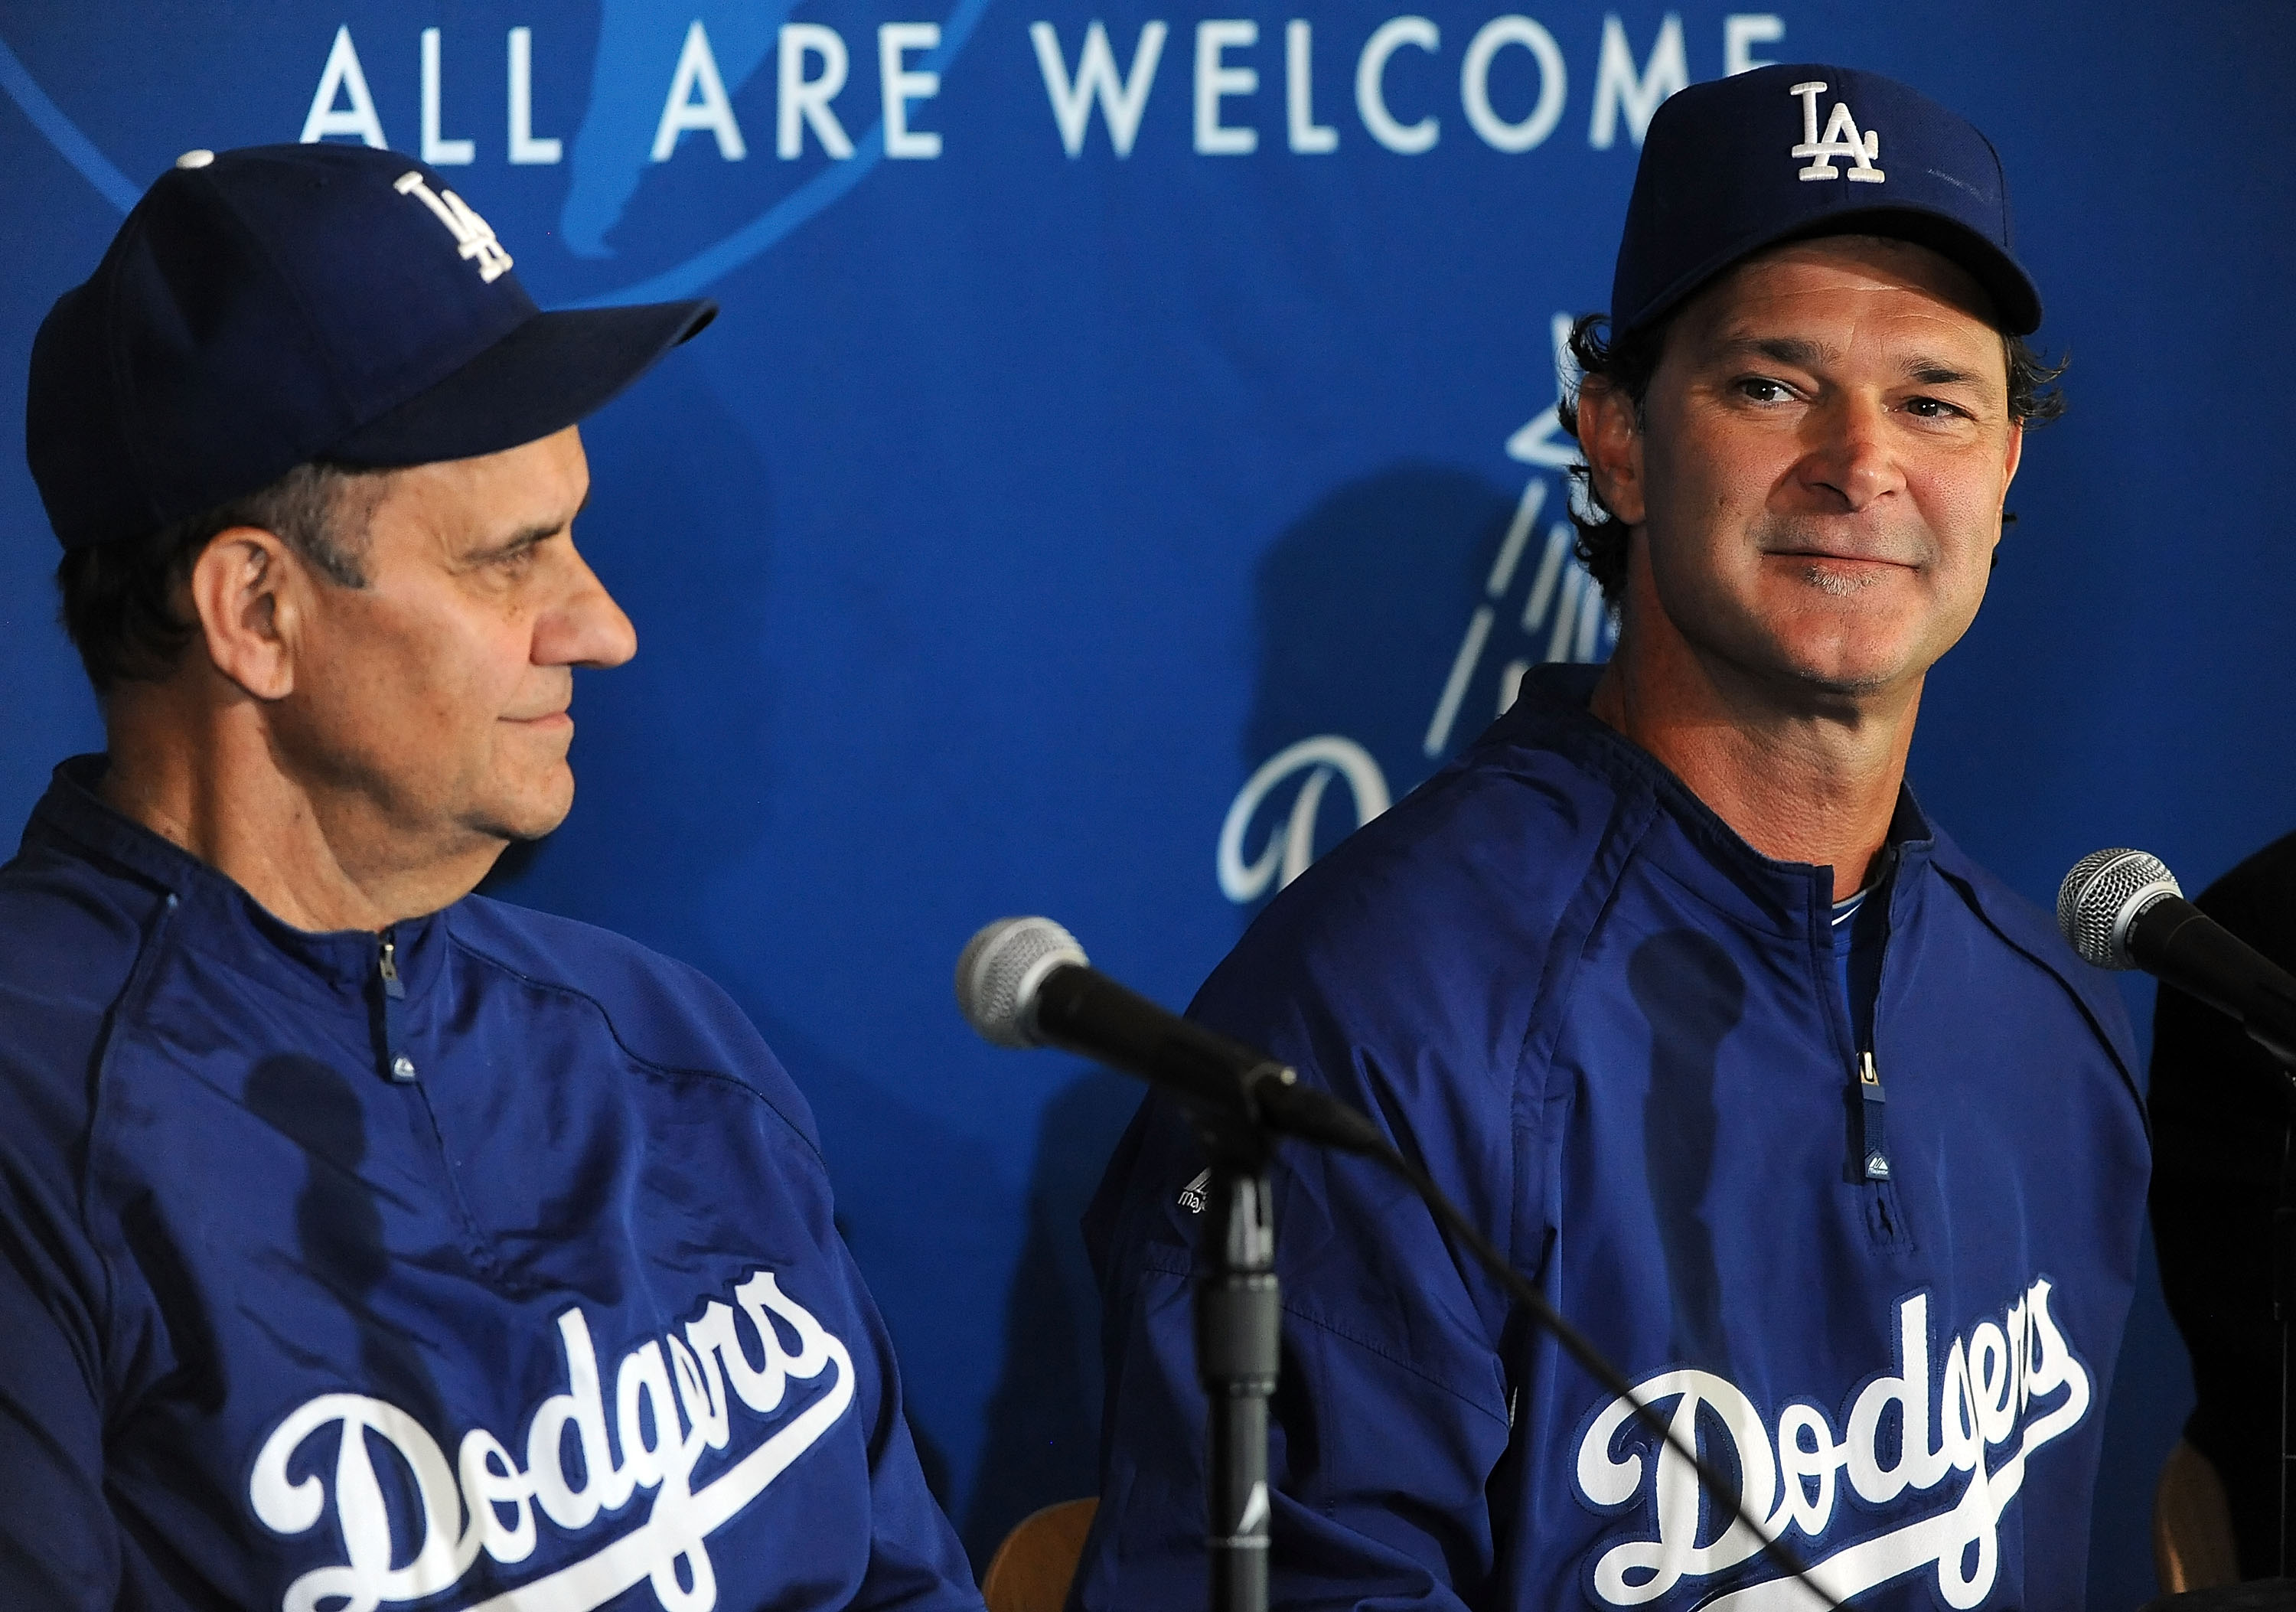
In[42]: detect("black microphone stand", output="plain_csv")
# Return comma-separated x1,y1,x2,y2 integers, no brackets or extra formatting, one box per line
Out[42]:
1195,1134,1278,1612
1182,1089,1283,1612
978,935,1840,1609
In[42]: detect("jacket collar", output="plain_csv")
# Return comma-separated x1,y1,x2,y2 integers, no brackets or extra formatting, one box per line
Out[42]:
1494,664,1939,912
25,754,451,1003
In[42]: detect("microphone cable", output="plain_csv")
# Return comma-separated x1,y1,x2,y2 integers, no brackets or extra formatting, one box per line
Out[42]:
959,916,1844,1609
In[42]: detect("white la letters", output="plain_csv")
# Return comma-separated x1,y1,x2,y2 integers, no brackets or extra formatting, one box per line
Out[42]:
1574,1278,2093,1610
393,171,514,283
1789,79,1884,183
249,1270,853,1612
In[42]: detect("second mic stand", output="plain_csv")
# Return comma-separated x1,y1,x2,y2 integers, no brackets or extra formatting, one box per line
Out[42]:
1188,1107,1280,1612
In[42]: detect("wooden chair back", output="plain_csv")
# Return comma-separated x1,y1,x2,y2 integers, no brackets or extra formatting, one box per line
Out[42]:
980,1497,1098,1612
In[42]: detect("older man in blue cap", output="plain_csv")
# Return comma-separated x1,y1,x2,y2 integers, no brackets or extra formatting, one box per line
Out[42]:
0,145,983,1612
1077,64,2146,1610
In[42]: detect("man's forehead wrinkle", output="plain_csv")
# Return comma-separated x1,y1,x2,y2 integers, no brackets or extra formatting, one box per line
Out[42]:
1904,357,1989,387
1703,334,1839,370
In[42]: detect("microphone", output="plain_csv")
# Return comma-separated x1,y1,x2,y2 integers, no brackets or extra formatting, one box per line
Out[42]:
954,915,1848,1607
2058,848,2296,1067
954,917,1382,1152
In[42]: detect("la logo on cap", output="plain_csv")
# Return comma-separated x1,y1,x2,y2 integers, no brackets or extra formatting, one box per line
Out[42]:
1789,80,1884,184
393,170,514,282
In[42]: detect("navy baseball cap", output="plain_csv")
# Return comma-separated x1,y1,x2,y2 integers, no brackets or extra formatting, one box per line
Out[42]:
28,142,715,552
1612,64,2041,337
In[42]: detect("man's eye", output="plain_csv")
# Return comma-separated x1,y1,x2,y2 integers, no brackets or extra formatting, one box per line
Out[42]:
1903,396,1968,420
1736,377,1792,403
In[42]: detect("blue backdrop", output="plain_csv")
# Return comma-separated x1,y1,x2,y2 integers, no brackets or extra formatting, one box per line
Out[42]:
3,2,2291,1603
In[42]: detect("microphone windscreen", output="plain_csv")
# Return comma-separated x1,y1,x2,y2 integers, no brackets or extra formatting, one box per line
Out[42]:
956,917,1089,1048
2057,847,2182,970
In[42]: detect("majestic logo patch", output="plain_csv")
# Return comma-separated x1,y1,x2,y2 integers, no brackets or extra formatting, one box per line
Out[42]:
1789,80,1883,184
1573,1278,2089,1609
249,1268,852,1612
395,170,516,281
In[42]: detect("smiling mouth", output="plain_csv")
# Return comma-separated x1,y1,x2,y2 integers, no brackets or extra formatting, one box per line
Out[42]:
1778,556,1902,596
1768,548,1913,566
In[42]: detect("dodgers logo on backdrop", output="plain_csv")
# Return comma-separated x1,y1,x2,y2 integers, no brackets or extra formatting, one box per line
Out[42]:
1574,1278,2090,1609
1217,736,1391,906
1218,313,1617,905
248,1269,852,1612
395,171,515,282
1789,80,1883,183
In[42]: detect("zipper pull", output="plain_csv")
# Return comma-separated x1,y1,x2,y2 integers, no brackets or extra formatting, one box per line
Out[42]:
377,929,416,1083
1856,1050,1890,1181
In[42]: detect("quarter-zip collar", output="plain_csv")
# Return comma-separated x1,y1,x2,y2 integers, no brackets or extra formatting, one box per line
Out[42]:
1494,665,2140,1105
24,755,452,1013
1493,664,1938,938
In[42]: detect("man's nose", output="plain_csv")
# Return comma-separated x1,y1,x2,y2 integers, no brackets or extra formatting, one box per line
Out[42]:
536,543,638,669
1795,394,1903,512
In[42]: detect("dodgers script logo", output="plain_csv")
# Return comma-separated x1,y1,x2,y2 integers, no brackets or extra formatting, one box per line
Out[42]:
1789,80,1884,184
1575,1278,2089,1609
249,1269,852,1612
1217,312,1616,906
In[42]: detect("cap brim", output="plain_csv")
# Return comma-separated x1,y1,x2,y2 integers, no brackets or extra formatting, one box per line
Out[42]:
328,298,716,466
1627,206,2041,338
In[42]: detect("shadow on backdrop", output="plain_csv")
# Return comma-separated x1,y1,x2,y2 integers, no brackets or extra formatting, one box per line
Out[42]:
963,1069,1143,1565
475,359,781,932
959,465,1525,1561
1229,464,1529,921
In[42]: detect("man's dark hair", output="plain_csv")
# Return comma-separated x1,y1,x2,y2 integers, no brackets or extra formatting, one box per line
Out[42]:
54,462,385,697
1557,312,2069,605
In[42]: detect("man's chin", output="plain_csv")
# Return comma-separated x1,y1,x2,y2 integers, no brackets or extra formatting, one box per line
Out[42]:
468,772,578,846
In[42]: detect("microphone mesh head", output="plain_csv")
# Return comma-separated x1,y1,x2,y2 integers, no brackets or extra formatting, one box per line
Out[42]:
2057,848,2181,970
956,918,1088,1048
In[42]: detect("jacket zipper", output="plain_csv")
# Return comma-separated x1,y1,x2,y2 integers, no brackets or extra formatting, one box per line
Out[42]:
1855,1049,1890,1182
377,929,416,1082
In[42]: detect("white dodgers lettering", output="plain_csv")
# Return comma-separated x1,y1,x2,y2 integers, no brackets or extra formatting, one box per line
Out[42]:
249,1269,853,1612
1788,80,1883,184
1574,1278,2092,1609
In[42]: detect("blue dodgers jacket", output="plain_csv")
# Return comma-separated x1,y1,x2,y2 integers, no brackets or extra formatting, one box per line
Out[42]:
1077,667,2150,1612
0,759,983,1612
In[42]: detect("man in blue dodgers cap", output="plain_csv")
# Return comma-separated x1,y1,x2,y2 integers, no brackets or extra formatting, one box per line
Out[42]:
0,145,984,1612
1078,65,2145,1610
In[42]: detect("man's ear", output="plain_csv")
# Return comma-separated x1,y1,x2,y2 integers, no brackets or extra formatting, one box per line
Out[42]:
187,527,301,700
1578,380,1648,527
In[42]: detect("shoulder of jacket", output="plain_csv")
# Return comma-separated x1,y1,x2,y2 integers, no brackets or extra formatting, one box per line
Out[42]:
0,838,170,1110
1924,835,2144,1097
1197,736,1644,1047
445,897,827,1161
